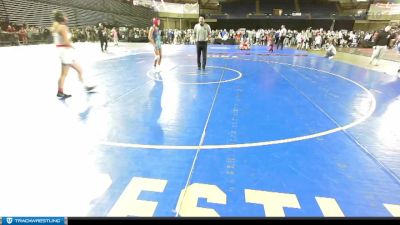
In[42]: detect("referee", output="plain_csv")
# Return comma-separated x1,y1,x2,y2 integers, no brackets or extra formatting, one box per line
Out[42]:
369,25,394,66
193,15,211,70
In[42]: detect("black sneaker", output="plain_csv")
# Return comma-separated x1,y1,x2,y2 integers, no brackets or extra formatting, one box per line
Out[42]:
57,92,72,99
85,86,96,92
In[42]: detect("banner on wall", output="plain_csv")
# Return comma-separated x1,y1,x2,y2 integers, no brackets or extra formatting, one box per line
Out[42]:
132,0,199,14
368,3,400,20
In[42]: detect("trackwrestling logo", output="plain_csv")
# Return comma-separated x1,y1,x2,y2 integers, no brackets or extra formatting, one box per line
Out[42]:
1,218,64,225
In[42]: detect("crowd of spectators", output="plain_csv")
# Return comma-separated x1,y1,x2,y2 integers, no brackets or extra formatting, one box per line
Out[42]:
1,19,399,53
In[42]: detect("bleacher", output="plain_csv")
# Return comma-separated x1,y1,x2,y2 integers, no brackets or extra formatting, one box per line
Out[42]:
0,0,6,22
2,0,77,27
221,1,255,18
2,0,156,27
299,0,337,18
260,0,295,15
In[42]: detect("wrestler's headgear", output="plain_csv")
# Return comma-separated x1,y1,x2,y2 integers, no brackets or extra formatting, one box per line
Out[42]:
53,10,65,23
152,18,160,26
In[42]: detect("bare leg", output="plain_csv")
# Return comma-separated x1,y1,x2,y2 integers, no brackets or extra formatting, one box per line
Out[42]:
70,62,96,91
153,49,159,68
158,49,162,66
69,62,84,83
58,64,70,91
57,64,72,98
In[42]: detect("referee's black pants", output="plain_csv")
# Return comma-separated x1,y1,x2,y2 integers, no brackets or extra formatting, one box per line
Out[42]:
100,38,108,52
196,41,208,69
276,36,285,50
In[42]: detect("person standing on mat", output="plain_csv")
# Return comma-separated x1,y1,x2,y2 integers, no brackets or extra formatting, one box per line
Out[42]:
98,23,108,52
369,25,394,66
148,17,162,73
276,25,287,50
51,10,95,99
193,15,211,70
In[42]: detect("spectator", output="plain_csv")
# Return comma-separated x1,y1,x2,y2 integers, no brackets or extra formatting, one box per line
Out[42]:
111,27,119,46
325,40,336,59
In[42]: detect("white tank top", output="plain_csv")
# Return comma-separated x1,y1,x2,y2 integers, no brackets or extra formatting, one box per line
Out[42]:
53,29,72,45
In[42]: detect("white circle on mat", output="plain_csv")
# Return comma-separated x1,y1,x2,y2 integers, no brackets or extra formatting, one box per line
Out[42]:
146,65,242,85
